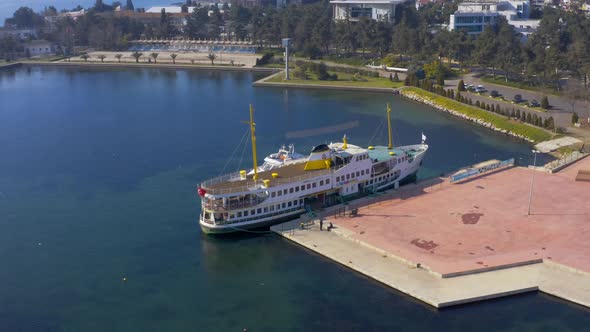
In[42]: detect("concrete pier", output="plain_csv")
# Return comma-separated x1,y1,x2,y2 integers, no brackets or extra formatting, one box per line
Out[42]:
272,157,590,308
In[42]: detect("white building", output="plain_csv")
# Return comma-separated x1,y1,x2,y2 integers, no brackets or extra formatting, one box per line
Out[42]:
331,0,411,22
450,0,540,36
0,28,37,40
24,40,55,57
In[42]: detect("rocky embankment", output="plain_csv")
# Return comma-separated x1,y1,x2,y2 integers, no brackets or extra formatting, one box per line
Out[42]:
401,90,536,143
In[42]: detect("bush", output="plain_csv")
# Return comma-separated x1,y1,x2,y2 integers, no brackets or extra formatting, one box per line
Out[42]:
541,96,549,109
401,87,552,142
458,80,466,91
436,71,445,86
572,112,579,124
256,52,275,66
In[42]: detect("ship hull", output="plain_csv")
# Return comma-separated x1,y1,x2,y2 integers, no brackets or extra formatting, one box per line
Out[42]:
200,209,304,234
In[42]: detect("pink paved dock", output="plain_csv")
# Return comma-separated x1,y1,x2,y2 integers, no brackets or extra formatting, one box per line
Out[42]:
336,156,590,277
273,156,590,307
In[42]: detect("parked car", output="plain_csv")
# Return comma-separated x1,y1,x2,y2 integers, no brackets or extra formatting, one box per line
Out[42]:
512,94,523,103
475,86,487,93
529,99,540,107
490,90,500,98
466,84,475,91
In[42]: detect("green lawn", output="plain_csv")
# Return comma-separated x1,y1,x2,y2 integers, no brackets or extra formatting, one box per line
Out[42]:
322,56,369,67
267,71,403,89
401,87,553,143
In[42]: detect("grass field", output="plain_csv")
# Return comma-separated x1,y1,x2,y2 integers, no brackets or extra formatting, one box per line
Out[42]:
267,70,403,88
402,87,553,143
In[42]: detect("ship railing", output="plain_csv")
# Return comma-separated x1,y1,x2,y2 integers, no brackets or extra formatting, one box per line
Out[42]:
201,168,334,195
202,196,269,211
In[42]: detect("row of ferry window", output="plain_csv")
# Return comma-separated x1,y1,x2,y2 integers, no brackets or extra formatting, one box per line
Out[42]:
336,169,371,182
231,199,305,219
270,179,330,198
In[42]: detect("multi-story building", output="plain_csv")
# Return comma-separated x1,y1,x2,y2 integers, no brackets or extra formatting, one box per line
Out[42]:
0,28,37,40
450,0,540,36
331,0,411,22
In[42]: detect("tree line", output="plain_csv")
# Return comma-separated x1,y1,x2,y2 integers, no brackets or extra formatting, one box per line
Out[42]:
3,0,590,93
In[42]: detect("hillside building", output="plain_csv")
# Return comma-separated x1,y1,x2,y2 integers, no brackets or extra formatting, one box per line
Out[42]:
330,0,411,22
449,0,540,36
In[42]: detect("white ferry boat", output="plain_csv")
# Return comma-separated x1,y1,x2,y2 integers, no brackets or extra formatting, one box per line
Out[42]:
198,104,428,234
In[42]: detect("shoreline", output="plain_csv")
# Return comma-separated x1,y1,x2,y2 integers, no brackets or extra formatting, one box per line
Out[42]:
400,87,553,143
4,60,280,73
1,63,556,144
253,70,402,93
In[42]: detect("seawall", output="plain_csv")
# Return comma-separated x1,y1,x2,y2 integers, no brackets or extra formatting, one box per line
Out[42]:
17,61,279,73
400,88,538,143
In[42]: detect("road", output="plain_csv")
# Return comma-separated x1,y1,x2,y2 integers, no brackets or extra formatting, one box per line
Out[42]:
444,76,574,128
462,73,590,115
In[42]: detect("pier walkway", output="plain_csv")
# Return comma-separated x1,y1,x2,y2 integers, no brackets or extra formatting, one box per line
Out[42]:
272,157,590,308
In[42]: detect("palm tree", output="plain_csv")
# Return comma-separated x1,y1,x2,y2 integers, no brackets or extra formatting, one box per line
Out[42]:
80,54,89,62
132,51,143,63
97,54,106,63
207,53,216,65
150,52,159,63
170,53,177,64
115,54,123,63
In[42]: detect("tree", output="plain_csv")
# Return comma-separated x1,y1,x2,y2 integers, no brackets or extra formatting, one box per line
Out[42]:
186,7,209,39
132,51,143,63
80,54,89,62
181,5,189,13
436,71,445,86
97,54,106,62
150,52,159,63
458,80,465,91
10,7,44,29
495,17,522,82
126,0,134,11
572,112,579,124
541,96,549,109
207,53,217,65
393,72,399,82
170,53,178,64
115,54,122,63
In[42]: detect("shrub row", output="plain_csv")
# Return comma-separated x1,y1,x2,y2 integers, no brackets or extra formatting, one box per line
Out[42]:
401,87,553,143
405,77,555,130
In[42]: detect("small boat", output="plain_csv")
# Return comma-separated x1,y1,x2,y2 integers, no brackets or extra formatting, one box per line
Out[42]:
254,144,306,173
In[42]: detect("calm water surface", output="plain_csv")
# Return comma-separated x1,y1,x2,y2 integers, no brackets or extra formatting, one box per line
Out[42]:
0,67,587,331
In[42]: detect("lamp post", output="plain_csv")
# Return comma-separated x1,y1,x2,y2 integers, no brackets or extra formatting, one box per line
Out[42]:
527,150,540,216
282,38,292,80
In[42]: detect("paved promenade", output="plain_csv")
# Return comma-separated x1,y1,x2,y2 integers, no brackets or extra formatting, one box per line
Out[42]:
272,157,590,308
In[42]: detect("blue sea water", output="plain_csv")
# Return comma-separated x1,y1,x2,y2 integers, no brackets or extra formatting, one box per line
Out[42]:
0,66,587,331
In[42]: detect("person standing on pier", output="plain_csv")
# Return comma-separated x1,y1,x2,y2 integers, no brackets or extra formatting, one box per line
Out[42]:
319,218,324,231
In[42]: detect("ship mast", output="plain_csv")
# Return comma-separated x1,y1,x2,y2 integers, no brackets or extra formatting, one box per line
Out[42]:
243,104,259,181
387,103,393,149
